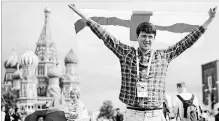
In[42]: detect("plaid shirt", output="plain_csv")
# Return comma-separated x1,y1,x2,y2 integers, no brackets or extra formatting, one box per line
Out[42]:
86,19,206,109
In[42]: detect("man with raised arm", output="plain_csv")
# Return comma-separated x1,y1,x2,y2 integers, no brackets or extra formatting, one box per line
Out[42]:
68,4,217,121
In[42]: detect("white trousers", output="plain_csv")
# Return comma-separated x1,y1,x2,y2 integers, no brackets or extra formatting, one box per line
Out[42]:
124,108,166,121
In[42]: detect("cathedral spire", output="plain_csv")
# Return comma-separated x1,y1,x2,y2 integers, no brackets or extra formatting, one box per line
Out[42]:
37,5,52,45
35,5,58,85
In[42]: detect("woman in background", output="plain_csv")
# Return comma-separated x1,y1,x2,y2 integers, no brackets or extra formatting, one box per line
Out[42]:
65,87,86,120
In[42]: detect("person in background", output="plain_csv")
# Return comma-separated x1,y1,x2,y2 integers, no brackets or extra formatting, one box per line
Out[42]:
173,82,201,121
12,108,21,121
20,106,27,121
115,108,123,121
65,87,86,120
5,107,14,121
2,105,6,121
37,116,44,121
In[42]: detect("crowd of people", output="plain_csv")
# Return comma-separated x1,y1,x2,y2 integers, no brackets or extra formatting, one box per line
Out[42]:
1,90,218,121
1,87,87,121
1,105,24,121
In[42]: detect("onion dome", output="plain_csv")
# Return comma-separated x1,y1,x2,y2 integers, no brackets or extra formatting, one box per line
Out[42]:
47,65,62,78
4,48,19,69
64,49,78,65
20,49,38,66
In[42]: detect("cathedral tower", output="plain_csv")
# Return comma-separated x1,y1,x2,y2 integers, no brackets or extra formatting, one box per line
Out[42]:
3,48,21,92
19,49,38,114
63,49,80,101
35,5,58,96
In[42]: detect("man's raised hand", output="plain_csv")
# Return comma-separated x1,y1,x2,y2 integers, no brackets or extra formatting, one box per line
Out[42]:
202,6,217,31
209,6,217,19
68,4,87,22
68,4,76,12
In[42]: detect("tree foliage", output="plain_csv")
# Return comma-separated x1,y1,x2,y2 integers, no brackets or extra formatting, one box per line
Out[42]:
2,89,19,108
97,100,114,119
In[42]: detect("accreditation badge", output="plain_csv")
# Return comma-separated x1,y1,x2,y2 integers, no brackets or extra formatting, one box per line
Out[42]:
136,82,148,97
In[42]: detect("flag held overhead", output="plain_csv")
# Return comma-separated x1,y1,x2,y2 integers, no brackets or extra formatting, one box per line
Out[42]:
71,7,201,42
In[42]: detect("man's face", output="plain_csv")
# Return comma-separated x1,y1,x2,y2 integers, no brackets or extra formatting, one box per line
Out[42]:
137,32,155,51
177,87,182,93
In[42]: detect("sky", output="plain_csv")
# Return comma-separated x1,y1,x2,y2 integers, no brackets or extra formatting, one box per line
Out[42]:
1,0,219,112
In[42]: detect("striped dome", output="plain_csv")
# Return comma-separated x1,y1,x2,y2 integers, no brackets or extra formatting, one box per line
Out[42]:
21,49,38,66
64,49,78,65
4,49,19,69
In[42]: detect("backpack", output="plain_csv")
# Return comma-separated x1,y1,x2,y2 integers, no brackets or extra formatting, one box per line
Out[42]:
177,94,199,121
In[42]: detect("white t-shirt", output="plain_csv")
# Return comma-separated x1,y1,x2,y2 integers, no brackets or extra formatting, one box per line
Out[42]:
172,92,200,120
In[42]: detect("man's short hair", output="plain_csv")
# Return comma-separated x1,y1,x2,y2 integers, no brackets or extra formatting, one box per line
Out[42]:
116,108,120,111
176,82,186,88
136,22,156,37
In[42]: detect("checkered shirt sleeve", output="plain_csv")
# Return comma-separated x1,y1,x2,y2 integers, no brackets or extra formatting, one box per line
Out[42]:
165,26,206,62
86,19,131,58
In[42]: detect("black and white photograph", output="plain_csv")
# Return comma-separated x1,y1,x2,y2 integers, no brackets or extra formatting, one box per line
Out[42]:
1,0,219,121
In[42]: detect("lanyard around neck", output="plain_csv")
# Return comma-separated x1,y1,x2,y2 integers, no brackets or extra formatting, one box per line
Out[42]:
136,49,154,81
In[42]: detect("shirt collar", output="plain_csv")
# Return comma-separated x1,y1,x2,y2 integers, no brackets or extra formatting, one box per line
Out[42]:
137,48,152,56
